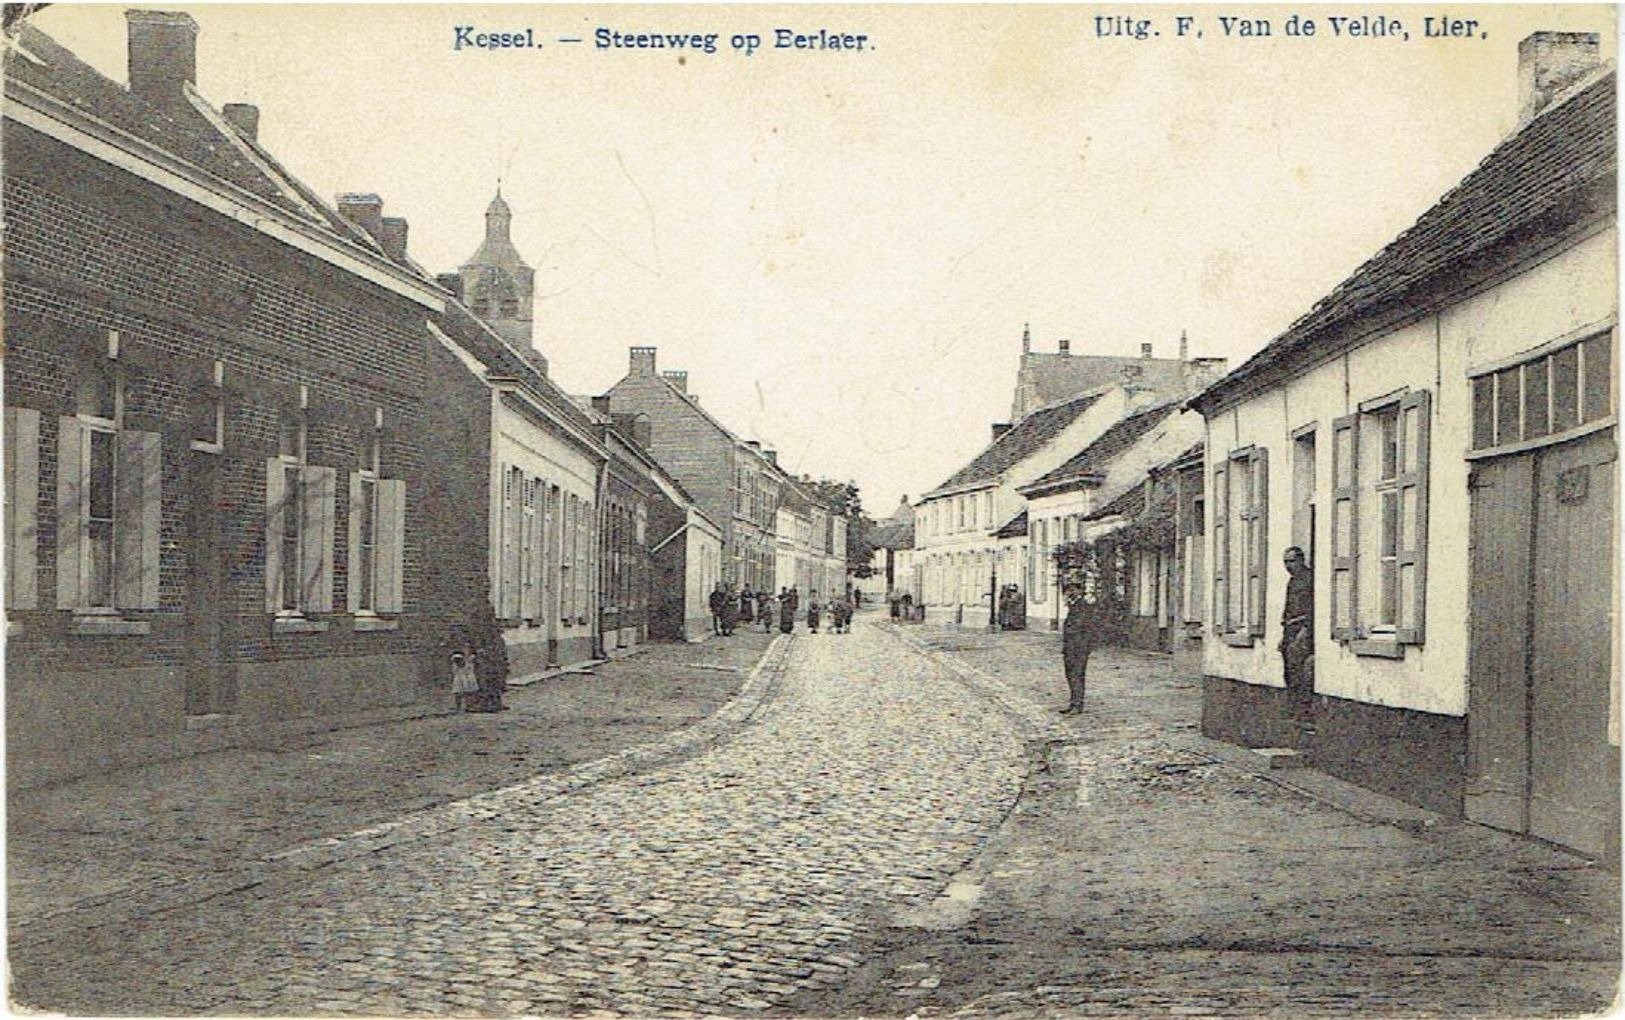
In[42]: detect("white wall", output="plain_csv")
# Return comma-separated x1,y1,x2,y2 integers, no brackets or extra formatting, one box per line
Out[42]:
1203,226,1618,718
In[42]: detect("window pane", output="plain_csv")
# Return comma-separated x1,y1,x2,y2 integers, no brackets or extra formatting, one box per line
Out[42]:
359,479,376,609
88,430,115,522
1379,410,1400,479
1472,376,1496,448
1582,333,1612,423
87,520,113,607
1523,359,1550,439
279,417,303,460
1495,367,1522,446
1381,491,1399,557
282,468,302,610
1552,344,1579,432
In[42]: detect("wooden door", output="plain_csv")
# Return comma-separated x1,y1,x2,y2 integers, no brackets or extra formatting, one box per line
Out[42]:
1466,455,1534,833
1529,430,1617,854
183,451,235,715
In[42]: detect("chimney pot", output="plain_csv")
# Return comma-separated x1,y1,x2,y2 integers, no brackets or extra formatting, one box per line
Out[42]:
1141,342,1154,359
992,423,1012,441
126,10,198,101
662,370,689,394
629,346,657,375
337,193,385,243
1058,339,1071,356
1518,31,1601,123
378,216,409,262
591,394,611,415
222,102,259,141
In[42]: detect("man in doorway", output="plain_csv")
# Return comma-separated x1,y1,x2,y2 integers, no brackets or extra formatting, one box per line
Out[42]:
1279,546,1315,738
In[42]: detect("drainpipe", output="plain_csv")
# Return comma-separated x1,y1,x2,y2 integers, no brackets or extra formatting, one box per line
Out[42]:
594,454,610,659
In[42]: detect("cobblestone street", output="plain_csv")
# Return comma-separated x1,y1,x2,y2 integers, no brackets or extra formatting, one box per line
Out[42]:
10,618,1030,1016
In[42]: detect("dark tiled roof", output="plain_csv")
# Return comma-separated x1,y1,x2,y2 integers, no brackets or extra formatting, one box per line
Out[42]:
1084,484,1147,522
434,300,598,437
993,509,1029,539
871,516,915,550
7,25,336,227
1024,402,1181,493
1196,70,1617,410
933,391,1105,492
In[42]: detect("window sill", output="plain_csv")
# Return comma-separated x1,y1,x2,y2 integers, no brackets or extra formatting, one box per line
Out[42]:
273,617,329,635
353,617,399,632
1220,632,1256,648
71,616,152,636
1350,638,1406,659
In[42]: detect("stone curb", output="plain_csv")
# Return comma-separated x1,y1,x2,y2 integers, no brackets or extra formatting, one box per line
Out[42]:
12,636,794,951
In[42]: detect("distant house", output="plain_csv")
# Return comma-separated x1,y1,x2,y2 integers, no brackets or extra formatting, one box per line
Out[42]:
1007,324,1226,423
869,495,917,597
424,278,607,677
603,348,782,595
772,478,845,601
1016,402,1204,632
3,13,454,786
915,387,1140,624
1189,34,1617,856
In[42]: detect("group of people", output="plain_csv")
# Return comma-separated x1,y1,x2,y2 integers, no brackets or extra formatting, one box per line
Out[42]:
708,582,859,637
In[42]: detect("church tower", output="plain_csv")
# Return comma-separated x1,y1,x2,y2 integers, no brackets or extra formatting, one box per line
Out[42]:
458,189,535,348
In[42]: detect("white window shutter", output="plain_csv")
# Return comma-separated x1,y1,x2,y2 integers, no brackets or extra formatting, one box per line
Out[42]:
56,416,86,610
7,408,40,609
265,458,285,612
301,465,336,612
114,430,162,610
1396,390,1431,644
1330,415,1360,640
1210,461,1226,634
347,472,364,613
1247,447,1269,637
377,478,405,613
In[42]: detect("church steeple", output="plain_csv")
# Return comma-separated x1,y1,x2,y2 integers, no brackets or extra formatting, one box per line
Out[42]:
457,185,535,348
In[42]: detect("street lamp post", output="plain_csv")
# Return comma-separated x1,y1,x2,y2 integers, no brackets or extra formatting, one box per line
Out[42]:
988,561,998,632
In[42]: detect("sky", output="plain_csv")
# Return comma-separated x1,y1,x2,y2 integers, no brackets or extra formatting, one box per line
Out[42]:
28,3,1619,516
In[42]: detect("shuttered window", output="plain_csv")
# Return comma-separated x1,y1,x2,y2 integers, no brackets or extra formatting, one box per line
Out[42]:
1333,389,1431,648
264,417,335,616
1212,447,1267,639
59,415,161,613
1210,459,1227,634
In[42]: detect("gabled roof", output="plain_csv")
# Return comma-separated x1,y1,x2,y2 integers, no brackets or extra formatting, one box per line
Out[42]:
1084,484,1147,523
8,24,352,235
871,516,916,550
930,391,1106,494
1194,69,1617,412
1020,401,1181,496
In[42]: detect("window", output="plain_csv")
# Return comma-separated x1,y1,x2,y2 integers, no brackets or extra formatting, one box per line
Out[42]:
1292,429,1317,565
1212,446,1268,639
1472,330,1614,452
265,395,335,616
1331,390,1430,648
189,361,226,454
56,362,162,614
348,421,403,617
1176,468,1204,625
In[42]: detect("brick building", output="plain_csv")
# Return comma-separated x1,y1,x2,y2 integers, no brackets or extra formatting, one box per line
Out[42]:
603,348,781,593
3,13,456,787
1006,324,1227,424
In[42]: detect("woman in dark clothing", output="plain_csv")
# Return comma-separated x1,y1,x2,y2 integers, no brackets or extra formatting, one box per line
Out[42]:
739,585,755,624
757,590,774,630
778,588,796,634
807,592,822,634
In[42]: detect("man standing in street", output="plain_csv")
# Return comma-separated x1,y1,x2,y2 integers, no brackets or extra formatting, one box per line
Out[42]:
1280,546,1315,738
1060,583,1095,715
709,582,727,637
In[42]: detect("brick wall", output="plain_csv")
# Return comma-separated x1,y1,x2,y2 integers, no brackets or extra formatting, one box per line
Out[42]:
3,119,478,782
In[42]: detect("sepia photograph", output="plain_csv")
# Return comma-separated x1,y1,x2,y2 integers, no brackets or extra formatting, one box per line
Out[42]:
2,3,1619,1016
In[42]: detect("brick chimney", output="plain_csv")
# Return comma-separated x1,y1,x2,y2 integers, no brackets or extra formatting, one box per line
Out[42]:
378,217,409,261
1058,339,1071,356
222,103,259,141
662,370,689,394
629,346,657,375
337,193,384,242
126,10,197,102
1141,342,1154,359
1519,32,1602,124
